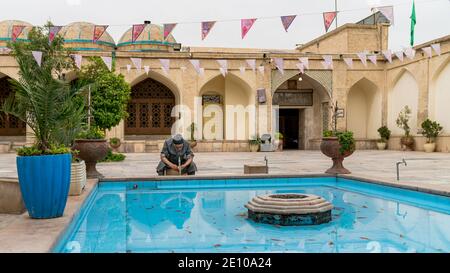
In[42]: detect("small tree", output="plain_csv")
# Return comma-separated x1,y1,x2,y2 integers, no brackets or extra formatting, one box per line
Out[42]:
396,106,412,137
421,119,443,143
377,126,391,143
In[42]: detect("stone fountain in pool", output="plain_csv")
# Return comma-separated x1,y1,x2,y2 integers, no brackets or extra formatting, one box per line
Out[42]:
245,193,333,226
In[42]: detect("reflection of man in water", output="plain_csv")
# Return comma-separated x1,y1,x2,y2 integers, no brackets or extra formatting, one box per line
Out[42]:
156,134,197,175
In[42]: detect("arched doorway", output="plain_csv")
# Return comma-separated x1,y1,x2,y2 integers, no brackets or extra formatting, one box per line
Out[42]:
125,78,175,135
430,61,450,134
0,76,26,136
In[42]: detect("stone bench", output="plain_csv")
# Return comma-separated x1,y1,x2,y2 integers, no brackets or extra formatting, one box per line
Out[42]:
0,178,26,214
244,165,269,174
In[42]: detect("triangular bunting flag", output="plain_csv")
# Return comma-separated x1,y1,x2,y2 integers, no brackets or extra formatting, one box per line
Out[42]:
368,55,377,65
372,6,394,25
219,67,227,77
11,25,26,42
201,21,216,40
322,55,333,69
394,51,404,62
323,12,337,32
343,58,353,69
403,47,416,60
163,23,177,40
422,47,432,58
32,51,42,67
241,18,257,39
199,68,205,77
48,26,62,43
274,58,284,75
71,54,82,69
239,66,246,74
296,62,305,74
280,15,296,32
217,60,228,75
299,57,309,69
144,65,150,75
126,64,131,73
159,59,170,75
357,52,367,66
383,50,393,63
132,24,146,42
130,58,142,71
189,60,202,75
246,59,256,72
101,56,112,71
93,25,108,43
258,66,265,75
431,43,441,55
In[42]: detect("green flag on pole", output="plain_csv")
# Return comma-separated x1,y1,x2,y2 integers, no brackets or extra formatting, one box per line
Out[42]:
410,0,416,46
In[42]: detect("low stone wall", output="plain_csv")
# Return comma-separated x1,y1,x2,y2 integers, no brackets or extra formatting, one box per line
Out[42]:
0,178,26,214
388,136,450,152
193,140,250,152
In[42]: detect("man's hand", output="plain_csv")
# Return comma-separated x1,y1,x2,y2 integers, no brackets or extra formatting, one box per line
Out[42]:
169,163,179,171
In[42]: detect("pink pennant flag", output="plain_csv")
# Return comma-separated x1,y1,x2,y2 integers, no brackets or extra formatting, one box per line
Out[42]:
246,59,256,72
296,62,305,74
159,59,170,74
11,25,26,42
431,43,441,55
130,58,142,71
323,12,337,32
280,15,296,32
0,48,12,54
274,58,284,75
357,52,367,66
144,65,150,75
298,57,309,69
199,68,205,77
241,18,257,39
322,55,333,69
403,47,415,60
382,50,393,63
217,60,228,75
93,25,108,43
422,47,432,58
32,51,42,67
48,26,62,43
239,66,246,74
258,66,265,75
190,60,202,75
164,23,177,40
394,51,404,62
101,56,112,71
372,6,394,25
132,24,146,42
126,64,131,73
71,54,82,69
368,55,377,65
201,21,216,40
343,57,353,69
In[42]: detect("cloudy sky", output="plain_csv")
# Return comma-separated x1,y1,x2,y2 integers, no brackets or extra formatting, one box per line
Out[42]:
1,0,449,51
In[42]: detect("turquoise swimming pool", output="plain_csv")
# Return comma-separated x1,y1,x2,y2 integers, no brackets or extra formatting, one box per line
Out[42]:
54,177,450,253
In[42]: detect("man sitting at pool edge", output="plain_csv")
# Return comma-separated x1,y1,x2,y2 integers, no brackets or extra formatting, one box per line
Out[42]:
156,134,197,176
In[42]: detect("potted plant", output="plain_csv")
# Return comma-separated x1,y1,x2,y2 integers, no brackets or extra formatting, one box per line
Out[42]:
73,126,108,179
396,106,415,151
320,130,355,174
376,126,391,150
1,23,86,218
274,132,284,151
421,119,443,153
109,137,121,151
188,122,197,148
248,136,261,152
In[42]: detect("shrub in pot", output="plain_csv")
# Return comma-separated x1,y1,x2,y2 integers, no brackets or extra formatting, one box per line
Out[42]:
320,130,355,174
248,136,262,152
376,126,391,150
274,132,284,151
396,106,415,151
109,137,121,150
421,119,443,153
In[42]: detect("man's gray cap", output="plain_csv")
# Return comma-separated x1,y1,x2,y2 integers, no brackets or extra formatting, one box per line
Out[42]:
172,134,184,144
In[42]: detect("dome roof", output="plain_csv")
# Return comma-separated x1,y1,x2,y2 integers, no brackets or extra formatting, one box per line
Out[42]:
0,20,33,47
60,22,115,51
117,24,177,52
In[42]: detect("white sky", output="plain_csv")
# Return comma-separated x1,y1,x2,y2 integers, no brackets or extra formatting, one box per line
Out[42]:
1,0,449,51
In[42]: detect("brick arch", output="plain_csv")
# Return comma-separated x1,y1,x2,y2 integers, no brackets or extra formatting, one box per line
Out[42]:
271,69,332,99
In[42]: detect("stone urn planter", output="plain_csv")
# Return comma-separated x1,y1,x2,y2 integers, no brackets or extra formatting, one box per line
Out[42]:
376,142,387,150
320,137,354,174
73,139,108,179
109,138,121,152
400,136,415,151
423,142,436,153
69,160,87,196
249,143,259,152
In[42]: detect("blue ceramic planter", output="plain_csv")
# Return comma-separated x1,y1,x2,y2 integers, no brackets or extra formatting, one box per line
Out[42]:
16,153,71,219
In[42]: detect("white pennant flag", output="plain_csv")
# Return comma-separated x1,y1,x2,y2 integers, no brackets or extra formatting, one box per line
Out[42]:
258,65,265,75
368,55,377,65
199,67,205,77
71,54,82,69
246,59,256,72
296,62,305,74
219,67,227,77
144,65,150,75
239,66,246,74
217,60,228,75
299,57,309,69
159,59,170,75
189,59,202,75
431,43,441,55
343,57,353,69
101,56,112,71
126,64,131,73
357,52,367,66
372,6,394,25
274,58,284,75
422,47,432,58
130,58,142,72
322,55,333,69
403,47,415,60
382,50,393,63
394,51,404,62
32,51,43,67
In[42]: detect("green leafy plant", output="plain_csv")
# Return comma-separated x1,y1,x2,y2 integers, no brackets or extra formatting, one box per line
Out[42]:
76,126,105,140
377,126,391,143
17,144,73,157
248,135,262,145
336,131,355,154
99,148,126,162
323,130,334,137
421,119,443,143
396,106,412,137
110,137,121,146
188,122,197,141
1,22,86,154
274,132,284,140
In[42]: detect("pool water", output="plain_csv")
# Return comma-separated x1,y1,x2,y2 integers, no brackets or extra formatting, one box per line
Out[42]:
55,177,450,253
